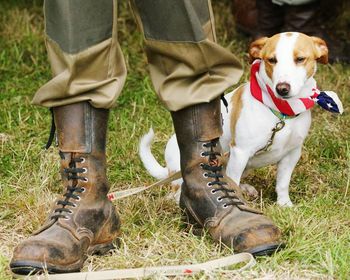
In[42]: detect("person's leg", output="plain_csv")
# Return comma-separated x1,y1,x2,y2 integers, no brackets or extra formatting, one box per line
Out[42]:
131,0,283,255
283,1,350,63
130,0,242,111
10,0,124,274
32,0,126,108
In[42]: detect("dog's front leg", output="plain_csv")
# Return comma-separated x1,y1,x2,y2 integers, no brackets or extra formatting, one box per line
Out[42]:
227,147,258,198
227,146,250,186
276,147,302,207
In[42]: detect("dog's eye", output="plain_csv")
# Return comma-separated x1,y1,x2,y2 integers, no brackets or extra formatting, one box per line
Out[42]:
295,57,306,63
267,57,277,64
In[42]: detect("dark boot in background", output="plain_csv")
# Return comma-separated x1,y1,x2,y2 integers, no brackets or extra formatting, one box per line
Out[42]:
232,0,350,63
283,1,350,63
10,102,121,275
283,2,320,35
232,0,258,36
255,0,285,39
171,99,283,255
232,0,284,39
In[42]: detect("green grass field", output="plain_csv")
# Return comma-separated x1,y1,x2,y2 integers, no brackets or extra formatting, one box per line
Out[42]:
1,1,349,279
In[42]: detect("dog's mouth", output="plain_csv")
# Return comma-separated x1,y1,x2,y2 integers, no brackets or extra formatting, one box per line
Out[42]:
275,93,292,100
280,96,291,100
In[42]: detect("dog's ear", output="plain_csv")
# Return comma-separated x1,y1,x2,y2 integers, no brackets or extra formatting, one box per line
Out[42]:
248,37,268,64
311,36,328,64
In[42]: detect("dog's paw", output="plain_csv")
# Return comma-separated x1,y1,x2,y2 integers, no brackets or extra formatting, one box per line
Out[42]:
277,198,293,207
240,183,259,199
165,185,181,205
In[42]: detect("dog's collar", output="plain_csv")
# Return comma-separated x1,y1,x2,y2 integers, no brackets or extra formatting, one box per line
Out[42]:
269,108,297,120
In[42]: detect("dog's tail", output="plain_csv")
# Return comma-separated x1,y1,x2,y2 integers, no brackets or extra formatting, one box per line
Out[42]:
139,128,169,180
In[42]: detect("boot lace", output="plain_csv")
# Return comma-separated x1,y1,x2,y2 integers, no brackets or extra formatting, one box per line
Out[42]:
51,156,87,220
201,140,245,208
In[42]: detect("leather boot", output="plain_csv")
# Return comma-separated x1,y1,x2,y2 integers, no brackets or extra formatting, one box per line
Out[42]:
10,102,121,274
171,99,283,255
254,0,285,40
232,0,258,36
283,2,321,36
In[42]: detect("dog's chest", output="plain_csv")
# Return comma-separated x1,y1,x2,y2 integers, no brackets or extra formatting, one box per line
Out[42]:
247,117,308,168
227,89,312,169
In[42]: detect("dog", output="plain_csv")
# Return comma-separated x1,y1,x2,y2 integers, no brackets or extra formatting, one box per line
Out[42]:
139,32,343,207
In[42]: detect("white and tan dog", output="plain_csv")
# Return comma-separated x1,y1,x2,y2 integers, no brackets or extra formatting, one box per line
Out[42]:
139,32,343,207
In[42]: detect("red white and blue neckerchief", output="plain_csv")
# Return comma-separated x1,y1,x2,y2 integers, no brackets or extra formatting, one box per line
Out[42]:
250,60,343,116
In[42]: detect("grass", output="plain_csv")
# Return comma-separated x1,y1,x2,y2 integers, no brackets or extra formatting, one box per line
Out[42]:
0,1,350,279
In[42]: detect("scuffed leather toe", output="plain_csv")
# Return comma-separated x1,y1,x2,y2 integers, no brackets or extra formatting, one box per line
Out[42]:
212,213,283,255
10,226,89,274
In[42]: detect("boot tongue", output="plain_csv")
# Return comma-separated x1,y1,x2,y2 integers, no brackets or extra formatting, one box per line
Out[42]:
53,103,92,153
209,158,219,166
205,139,222,166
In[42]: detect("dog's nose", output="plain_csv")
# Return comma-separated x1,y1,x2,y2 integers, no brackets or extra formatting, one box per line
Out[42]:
276,82,290,97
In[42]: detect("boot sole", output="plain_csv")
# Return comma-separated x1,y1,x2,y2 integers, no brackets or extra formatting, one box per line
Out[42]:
247,243,285,257
10,241,117,276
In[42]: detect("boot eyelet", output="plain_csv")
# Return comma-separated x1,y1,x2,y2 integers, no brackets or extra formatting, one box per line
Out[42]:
217,197,223,202
82,168,88,173
223,204,228,208
76,196,81,201
80,157,86,163
202,143,208,148
81,187,86,193
211,189,216,194
203,173,208,178
72,203,77,208
200,152,206,157
82,177,88,183
68,209,73,214
207,182,212,187
199,163,204,168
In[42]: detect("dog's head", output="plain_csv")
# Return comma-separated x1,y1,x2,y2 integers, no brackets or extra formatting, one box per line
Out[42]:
249,32,328,99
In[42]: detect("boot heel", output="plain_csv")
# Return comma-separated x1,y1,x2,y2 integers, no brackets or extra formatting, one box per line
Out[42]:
88,239,120,256
181,207,205,236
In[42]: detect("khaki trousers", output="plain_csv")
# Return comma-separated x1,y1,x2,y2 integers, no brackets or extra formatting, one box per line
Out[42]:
33,0,243,111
